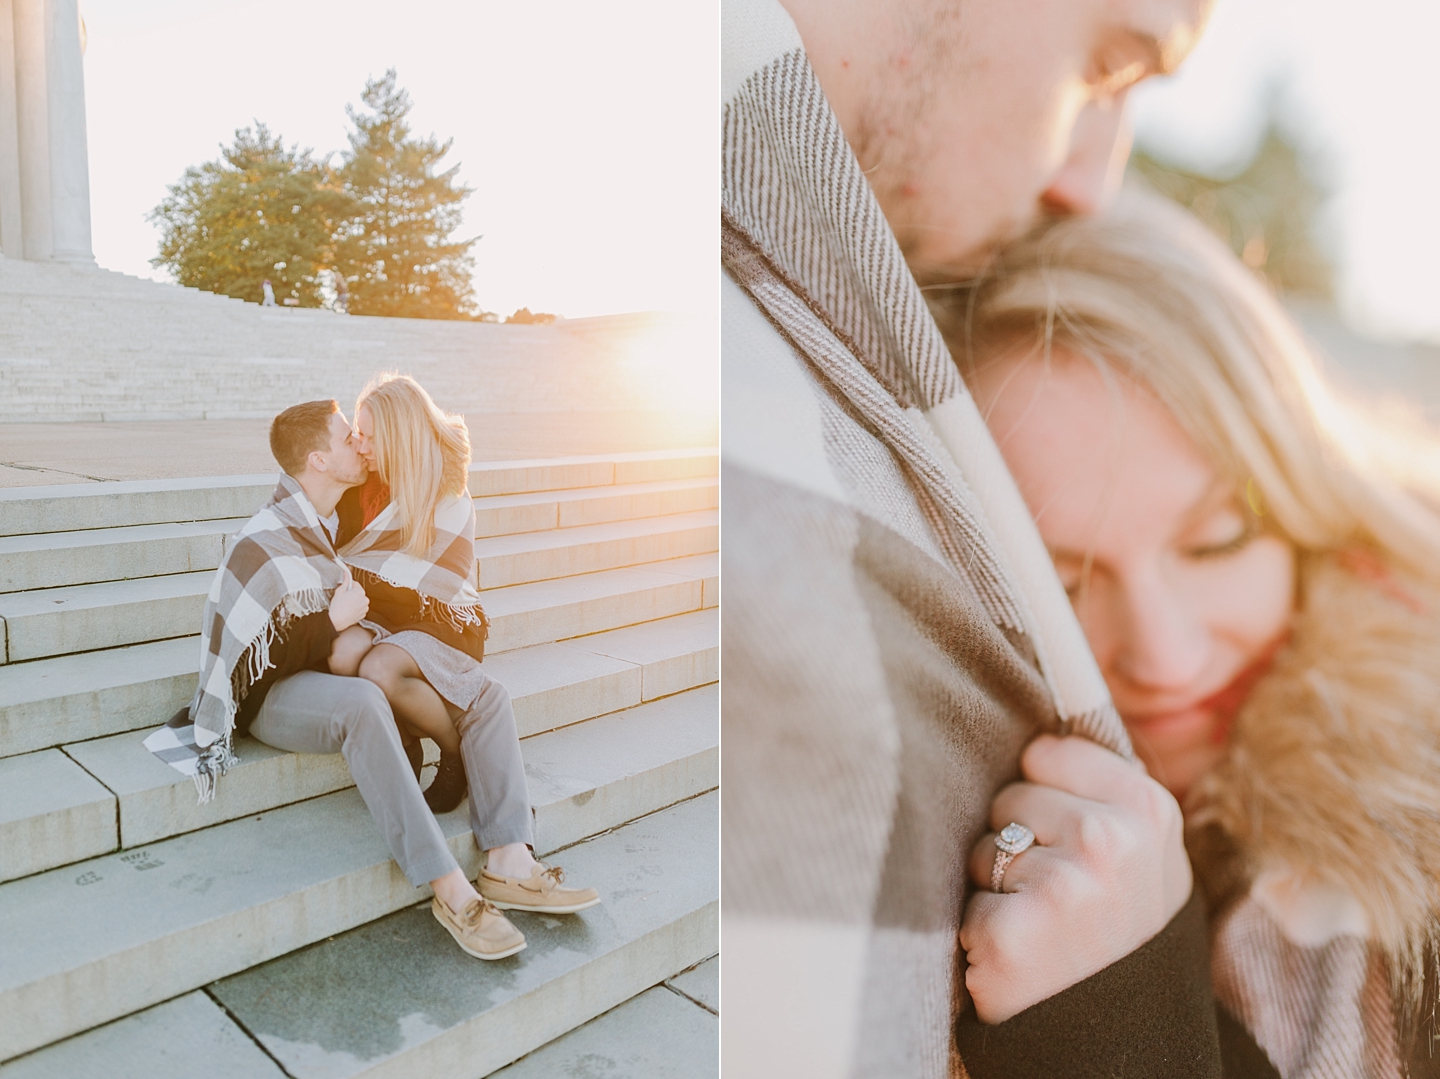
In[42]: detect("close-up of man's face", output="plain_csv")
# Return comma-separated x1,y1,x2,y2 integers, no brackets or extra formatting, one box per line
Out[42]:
786,0,1214,277
318,409,369,486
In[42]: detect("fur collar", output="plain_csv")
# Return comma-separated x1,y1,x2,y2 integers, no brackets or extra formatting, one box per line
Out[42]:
1188,553,1440,1008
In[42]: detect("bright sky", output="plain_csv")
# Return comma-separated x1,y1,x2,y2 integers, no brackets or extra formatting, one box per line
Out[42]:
80,1,715,320
1131,0,1440,343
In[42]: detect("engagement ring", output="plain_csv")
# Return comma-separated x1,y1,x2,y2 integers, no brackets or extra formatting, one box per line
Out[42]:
990,822,1036,893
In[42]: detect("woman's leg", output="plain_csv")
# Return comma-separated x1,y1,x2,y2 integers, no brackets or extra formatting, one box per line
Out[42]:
327,625,375,676
359,642,462,755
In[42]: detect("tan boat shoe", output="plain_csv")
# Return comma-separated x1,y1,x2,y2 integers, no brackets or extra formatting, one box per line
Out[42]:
430,895,527,960
477,862,601,914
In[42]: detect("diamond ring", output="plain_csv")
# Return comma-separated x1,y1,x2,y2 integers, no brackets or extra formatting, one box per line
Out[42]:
990,822,1036,893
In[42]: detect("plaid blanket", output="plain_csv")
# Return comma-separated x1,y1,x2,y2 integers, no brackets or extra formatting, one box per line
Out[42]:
338,490,486,631
143,473,345,801
721,2,1130,1077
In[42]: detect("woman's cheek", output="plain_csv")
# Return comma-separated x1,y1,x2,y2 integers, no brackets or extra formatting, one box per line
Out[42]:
1069,575,1124,676
1189,536,1296,650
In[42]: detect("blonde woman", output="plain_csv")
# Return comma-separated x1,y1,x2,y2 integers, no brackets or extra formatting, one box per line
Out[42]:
933,192,1440,1078
332,374,600,955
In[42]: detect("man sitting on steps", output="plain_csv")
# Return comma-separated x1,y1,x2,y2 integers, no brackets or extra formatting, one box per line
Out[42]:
145,398,593,961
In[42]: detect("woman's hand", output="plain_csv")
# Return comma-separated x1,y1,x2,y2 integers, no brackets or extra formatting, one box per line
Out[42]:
329,567,370,631
960,734,1192,1024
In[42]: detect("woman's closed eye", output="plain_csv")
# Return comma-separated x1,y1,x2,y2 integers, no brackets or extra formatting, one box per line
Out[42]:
1180,507,1258,561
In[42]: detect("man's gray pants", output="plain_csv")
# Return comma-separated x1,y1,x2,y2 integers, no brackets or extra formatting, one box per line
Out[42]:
250,671,534,887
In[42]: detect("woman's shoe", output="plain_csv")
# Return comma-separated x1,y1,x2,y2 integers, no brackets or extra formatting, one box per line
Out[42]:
424,749,468,812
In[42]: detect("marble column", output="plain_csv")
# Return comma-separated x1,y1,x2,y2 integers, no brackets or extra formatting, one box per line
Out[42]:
0,0,24,258
0,0,94,263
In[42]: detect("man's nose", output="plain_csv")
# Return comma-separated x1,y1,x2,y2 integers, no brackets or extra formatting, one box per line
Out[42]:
1040,93,1133,218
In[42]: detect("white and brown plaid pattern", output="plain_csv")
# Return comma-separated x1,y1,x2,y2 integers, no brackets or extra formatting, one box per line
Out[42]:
144,473,344,801
337,491,485,630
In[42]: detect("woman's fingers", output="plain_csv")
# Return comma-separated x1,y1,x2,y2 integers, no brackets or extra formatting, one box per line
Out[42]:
987,781,1090,846
1021,734,1146,806
968,833,1055,892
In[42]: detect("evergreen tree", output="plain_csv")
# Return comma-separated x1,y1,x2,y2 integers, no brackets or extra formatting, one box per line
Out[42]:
1129,125,1335,300
149,125,345,306
335,70,478,319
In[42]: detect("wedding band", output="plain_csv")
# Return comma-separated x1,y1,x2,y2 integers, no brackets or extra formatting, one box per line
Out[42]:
990,822,1036,893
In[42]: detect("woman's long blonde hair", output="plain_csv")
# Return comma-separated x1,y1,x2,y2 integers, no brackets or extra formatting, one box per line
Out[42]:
931,188,1440,583
356,373,471,555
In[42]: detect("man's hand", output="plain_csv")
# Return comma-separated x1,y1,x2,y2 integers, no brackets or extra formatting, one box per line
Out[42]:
960,735,1192,1024
329,566,369,631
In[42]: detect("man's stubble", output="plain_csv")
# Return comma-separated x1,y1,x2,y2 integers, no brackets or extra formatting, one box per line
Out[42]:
844,2,1017,284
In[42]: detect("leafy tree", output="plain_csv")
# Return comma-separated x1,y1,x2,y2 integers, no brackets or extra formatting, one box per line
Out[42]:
1129,125,1335,300
504,307,557,325
335,70,478,319
149,125,346,306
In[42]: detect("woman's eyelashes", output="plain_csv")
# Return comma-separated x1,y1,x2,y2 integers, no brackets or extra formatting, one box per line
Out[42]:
1180,507,1258,561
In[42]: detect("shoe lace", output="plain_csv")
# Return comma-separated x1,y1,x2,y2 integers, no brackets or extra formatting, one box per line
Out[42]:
540,863,565,886
462,897,503,925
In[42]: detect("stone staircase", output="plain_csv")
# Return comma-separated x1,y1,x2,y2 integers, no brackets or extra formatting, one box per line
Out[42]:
0,448,718,1076
0,257,706,423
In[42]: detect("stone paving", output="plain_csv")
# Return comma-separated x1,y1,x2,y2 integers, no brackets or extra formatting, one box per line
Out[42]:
0,409,719,488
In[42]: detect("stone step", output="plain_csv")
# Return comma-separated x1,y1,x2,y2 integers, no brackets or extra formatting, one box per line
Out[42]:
0,692,717,1061
0,750,117,883
0,613,718,877
1,647,717,881
0,552,715,664
474,475,717,537
208,793,717,1079
0,795,717,1078
0,519,243,594
0,638,195,759
475,510,717,588
0,450,717,538
0,992,288,1079
0,607,716,759
0,570,213,663
489,978,717,1079
0,484,716,594
482,554,717,654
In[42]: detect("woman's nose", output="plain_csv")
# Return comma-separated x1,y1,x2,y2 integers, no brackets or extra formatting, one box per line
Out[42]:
1112,571,1211,694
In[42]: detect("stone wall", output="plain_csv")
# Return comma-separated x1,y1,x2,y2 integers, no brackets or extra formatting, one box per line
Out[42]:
0,258,714,422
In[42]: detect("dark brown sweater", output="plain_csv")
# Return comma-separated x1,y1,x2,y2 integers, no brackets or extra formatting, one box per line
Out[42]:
955,891,1280,1078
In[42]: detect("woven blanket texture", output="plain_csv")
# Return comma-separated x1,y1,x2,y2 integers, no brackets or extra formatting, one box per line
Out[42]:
721,2,1126,1076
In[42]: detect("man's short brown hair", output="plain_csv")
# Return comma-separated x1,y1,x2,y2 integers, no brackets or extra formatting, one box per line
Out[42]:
270,399,340,476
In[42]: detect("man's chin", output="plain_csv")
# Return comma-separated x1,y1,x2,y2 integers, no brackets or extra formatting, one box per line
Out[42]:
904,229,1022,290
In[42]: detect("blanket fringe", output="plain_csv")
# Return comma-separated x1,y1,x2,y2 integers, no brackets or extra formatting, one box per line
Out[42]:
227,588,332,713
191,739,238,805
351,565,487,634
417,592,489,634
